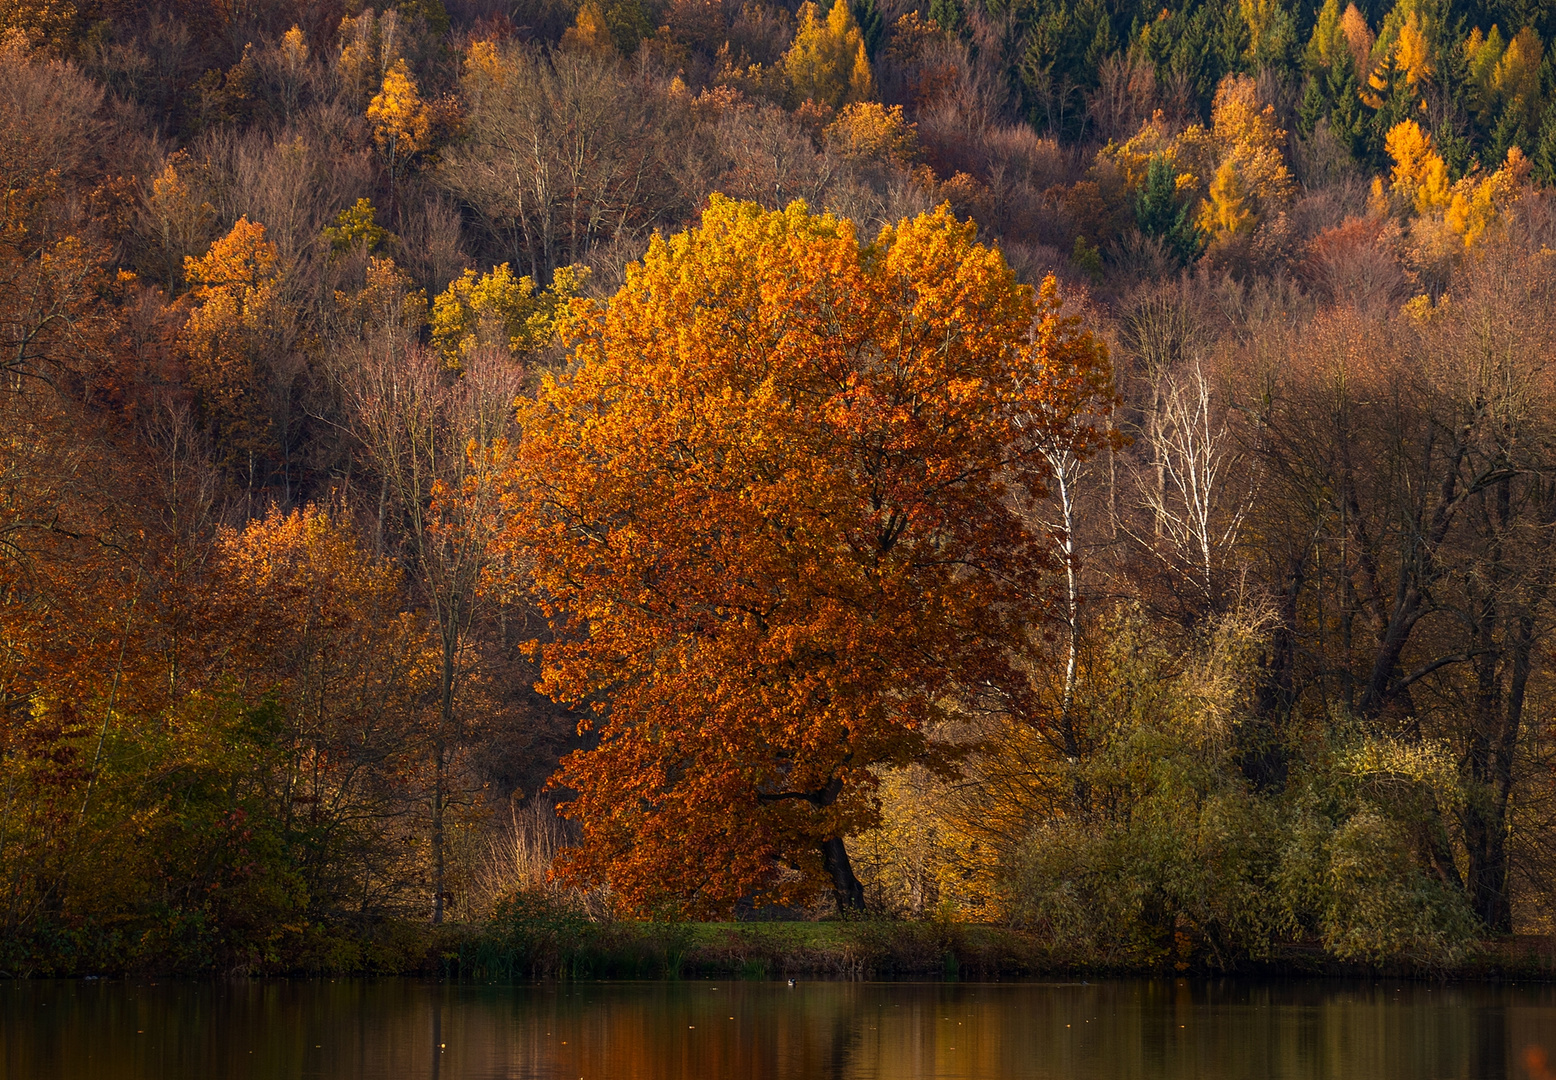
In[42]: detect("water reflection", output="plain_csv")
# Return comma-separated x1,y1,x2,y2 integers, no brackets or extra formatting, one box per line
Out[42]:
3,977,1553,1080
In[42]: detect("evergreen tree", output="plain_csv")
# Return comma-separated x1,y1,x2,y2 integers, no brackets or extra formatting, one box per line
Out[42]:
1491,107,1531,164
1134,154,1203,266
929,0,962,35
1297,75,1326,138
603,0,652,54
1326,47,1370,163
1533,102,1556,185
784,0,875,108
1435,124,1475,179
851,0,885,58
1368,51,1418,161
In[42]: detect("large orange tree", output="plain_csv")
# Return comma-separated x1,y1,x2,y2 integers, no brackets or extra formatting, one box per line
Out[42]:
500,196,1115,915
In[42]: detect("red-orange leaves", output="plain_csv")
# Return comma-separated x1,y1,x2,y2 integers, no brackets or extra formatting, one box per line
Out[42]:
499,196,1114,916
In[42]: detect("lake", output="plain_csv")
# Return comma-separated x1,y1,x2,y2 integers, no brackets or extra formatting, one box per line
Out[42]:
3,977,1553,1079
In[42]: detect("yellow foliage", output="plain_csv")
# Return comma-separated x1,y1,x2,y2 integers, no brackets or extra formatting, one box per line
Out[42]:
430,263,588,367
1173,75,1292,243
1445,146,1531,248
463,38,511,101
0,0,76,50
1402,292,1437,321
561,2,614,52
1462,25,1504,125
1385,119,1450,215
337,9,402,101
1199,159,1254,237
853,763,1008,919
823,101,917,165
1361,0,1438,110
1304,0,1345,70
322,197,391,255
1394,9,1432,87
280,25,308,70
185,215,278,297
1107,75,1290,250
1239,0,1285,64
146,156,215,290
499,196,1116,915
1493,26,1543,131
334,256,428,348
1098,110,1179,192
367,58,429,171
180,217,281,423
784,0,874,109
211,502,433,765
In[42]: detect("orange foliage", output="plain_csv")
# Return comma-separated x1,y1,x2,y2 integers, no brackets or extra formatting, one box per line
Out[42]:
178,216,281,456
498,197,1115,915
208,505,433,811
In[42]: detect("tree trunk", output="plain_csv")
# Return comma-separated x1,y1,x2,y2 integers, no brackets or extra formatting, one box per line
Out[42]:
1460,613,1532,933
1243,554,1300,791
431,735,446,924
822,836,864,914
1461,790,1511,931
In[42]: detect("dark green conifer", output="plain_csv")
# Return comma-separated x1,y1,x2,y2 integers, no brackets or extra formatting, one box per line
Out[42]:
1297,75,1325,138
850,0,885,58
1533,104,1556,185
929,0,962,34
1134,154,1203,266
1325,48,1368,164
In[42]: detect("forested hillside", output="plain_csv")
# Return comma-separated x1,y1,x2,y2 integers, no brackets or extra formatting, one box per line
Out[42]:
3,0,1556,976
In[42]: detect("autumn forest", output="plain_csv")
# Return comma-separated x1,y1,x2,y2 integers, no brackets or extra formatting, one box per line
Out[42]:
4,0,1556,979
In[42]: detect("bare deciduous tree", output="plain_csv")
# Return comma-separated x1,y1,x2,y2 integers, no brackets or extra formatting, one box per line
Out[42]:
339,343,523,922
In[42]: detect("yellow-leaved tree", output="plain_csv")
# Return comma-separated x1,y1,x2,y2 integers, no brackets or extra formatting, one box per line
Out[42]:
1463,25,1507,127
784,0,874,109
429,263,588,369
1339,2,1375,79
142,154,214,292
1202,159,1256,238
367,58,429,208
1361,0,1436,109
1392,7,1433,89
823,101,918,166
1383,118,1451,214
1492,26,1544,134
1304,0,1345,70
496,197,1116,916
560,2,614,52
1376,119,1530,291
1445,146,1531,248
338,8,403,103
180,216,285,469
1176,75,1294,251
208,504,434,903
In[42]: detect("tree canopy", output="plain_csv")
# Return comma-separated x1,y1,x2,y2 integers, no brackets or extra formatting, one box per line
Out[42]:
500,196,1115,915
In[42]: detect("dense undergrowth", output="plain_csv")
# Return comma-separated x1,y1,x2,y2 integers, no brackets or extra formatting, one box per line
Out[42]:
447,894,1556,982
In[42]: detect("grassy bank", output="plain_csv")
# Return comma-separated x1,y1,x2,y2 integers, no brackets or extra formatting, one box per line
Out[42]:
8,905,1555,981
442,901,1556,984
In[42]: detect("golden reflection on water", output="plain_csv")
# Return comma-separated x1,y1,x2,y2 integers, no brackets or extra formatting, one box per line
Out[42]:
3,978,1553,1080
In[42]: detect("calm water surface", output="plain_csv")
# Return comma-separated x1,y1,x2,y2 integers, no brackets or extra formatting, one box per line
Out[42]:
3,977,1554,1080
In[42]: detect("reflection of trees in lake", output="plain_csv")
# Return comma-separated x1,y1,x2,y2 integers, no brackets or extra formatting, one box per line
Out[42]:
4,979,1555,1079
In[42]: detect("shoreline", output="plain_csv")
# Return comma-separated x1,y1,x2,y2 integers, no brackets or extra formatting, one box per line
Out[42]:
6,921,1554,982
